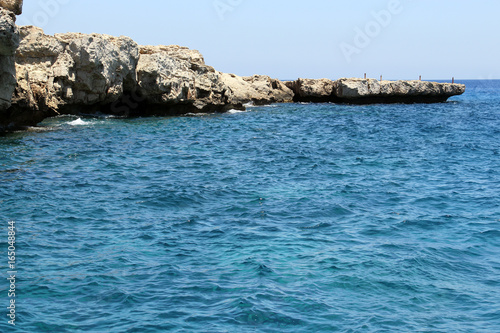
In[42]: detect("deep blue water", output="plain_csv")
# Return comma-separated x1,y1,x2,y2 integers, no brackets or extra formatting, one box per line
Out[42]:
1,80,499,332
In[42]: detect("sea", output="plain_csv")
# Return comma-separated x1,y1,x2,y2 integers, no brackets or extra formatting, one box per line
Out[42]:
1,80,499,332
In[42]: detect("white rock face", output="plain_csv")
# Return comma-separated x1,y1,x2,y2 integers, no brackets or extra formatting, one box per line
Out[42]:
12,26,139,113
221,73,294,105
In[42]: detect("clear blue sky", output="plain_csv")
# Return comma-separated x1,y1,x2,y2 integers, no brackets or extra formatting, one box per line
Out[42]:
17,0,500,80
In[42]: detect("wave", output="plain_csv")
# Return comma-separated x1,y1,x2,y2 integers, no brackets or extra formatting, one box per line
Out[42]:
227,109,247,114
67,118,88,126
184,113,211,117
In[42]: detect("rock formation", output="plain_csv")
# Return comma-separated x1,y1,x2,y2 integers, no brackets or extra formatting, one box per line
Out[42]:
221,73,294,105
0,3,466,132
284,78,336,103
2,25,297,130
12,27,140,120
135,45,231,115
285,78,465,104
0,0,22,15
0,7,19,113
334,78,466,104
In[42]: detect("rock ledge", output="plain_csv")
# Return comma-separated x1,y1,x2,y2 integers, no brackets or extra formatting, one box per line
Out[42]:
286,78,465,104
0,19,466,132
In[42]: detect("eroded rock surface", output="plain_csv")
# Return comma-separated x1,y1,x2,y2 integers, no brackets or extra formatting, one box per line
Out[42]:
285,78,335,103
334,78,466,103
285,78,465,104
7,26,139,127
0,0,22,15
221,73,294,106
0,6,19,124
134,45,231,115
1,20,467,132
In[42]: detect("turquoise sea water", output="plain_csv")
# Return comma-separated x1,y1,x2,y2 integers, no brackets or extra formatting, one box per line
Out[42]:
1,80,499,332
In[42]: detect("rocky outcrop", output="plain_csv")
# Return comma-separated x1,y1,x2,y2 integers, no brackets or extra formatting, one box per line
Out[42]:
139,45,205,66
0,16,467,132
5,26,254,128
284,78,335,103
0,8,18,111
135,45,232,115
0,0,22,15
334,78,465,103
286,78,465,104
3,25,295,130
6,26,139,127
221,73,294,106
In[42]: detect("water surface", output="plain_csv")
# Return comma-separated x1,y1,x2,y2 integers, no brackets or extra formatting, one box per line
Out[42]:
1,80,499,332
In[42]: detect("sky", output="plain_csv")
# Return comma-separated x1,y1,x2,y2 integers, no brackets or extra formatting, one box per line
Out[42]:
16,0,500,80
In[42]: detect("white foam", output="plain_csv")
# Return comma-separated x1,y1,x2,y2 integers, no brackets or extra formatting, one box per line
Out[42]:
184,113,210,117
227,109,247,114
67,118,87,126
243,101,255,107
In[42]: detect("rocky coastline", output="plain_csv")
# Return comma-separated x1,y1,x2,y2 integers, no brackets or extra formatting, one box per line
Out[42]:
0,1,465,133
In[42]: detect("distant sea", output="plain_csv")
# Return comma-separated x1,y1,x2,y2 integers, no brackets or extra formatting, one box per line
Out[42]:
1,80,499,332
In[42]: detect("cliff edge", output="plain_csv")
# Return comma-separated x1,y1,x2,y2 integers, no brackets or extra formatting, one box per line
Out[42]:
0,3,465,132
0,6,18,112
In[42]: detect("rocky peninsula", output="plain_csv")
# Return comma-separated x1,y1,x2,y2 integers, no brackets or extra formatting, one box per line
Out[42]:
0,1,465,133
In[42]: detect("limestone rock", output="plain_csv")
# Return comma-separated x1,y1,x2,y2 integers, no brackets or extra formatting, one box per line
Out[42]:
12,26,139,116
335,78,466,103
334,78,381,98
284,78,335,102
0,0,22,15
285,77,466,104
0,8,18,55
140,45,205,66
136,45,231,114
2,17,468,131
0,8,18,112
0,55,15,110
16,26,64,58
8,27,244,127
221,73,294,105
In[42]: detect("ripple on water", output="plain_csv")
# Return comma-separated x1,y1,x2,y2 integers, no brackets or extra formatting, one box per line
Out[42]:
1,82,500,332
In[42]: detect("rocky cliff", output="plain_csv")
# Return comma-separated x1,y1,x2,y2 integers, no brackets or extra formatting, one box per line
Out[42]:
1,25,293,131
0,7,18,112
0,2,466,133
